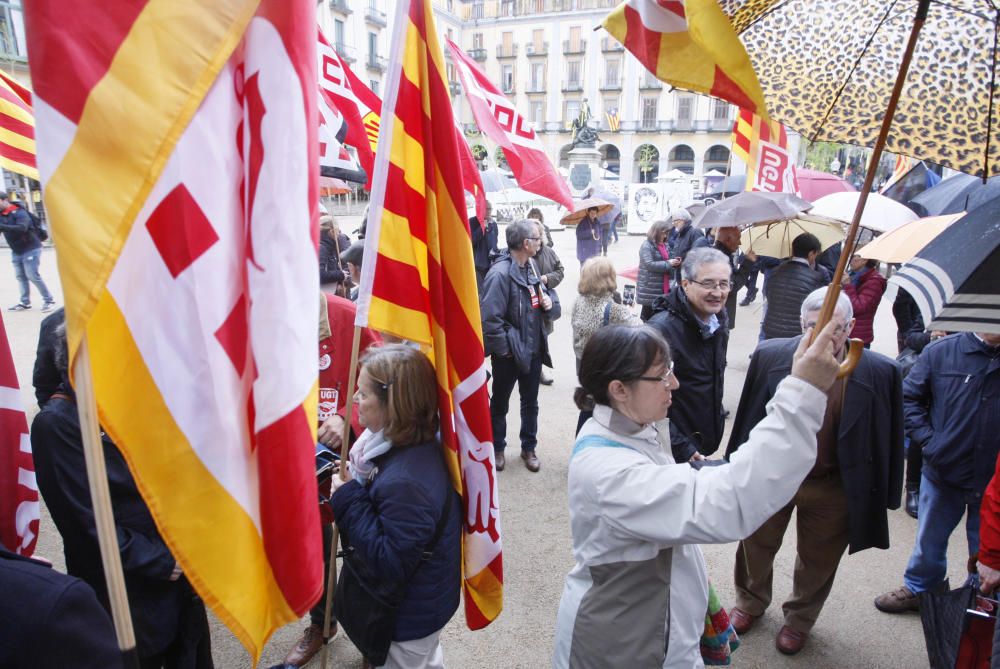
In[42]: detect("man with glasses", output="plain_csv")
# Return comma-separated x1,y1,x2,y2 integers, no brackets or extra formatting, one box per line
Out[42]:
481,219,560,472
725,287,903,655
648,247,732,460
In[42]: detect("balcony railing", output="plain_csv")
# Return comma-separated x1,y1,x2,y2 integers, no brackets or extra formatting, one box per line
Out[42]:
460,0,618,20
674,117,693,131
330,0,352,14
639,79,663,90
365,6,387,26
563,39,586,54
496,44,518,58
525,81,546,93
449,80,463,96
601,37,624,52
599,79,622,91
469,47,488,61
334,43,357,63
525,41,548,56
366,55,387,72
501,82,516,94
639,118,658,131
562,81,584,92
711,117,733,131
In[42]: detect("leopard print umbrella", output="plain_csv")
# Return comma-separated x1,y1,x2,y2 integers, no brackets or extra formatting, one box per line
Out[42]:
719,0,999,177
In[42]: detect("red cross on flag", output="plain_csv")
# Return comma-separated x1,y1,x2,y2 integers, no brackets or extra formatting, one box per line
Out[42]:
24,1,322,660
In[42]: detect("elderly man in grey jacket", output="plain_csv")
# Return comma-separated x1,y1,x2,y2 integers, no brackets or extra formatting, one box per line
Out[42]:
481,219,561,473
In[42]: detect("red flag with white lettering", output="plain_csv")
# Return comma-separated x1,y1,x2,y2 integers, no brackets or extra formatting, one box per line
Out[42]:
447,40,573,210
0,312,37,555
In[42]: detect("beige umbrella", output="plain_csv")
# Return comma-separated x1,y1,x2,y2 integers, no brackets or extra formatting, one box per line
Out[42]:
559,197,614,225
856,213,963,264
740,214,845,259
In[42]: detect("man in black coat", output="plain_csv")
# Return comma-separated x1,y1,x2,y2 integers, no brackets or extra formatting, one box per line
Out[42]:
760,233,828,340
0,545,124,668
648,247,731,459
470,203,499,293
725,287,903,655
0,192,55,312
693,225,756,328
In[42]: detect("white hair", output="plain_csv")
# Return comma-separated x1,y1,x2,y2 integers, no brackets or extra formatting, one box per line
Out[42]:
671,208,692,222
800,286,854,322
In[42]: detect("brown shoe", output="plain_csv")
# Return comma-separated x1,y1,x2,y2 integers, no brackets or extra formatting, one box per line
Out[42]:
521,450,540,472
283,623,333,667
494,452,505,471
874,585,920,613
775,625,808,655
729,607,759,635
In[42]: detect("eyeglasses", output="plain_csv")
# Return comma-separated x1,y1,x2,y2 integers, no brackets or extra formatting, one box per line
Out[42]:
803,320,849,336
637,361,676,385
526,236,541,241
688,279,732,291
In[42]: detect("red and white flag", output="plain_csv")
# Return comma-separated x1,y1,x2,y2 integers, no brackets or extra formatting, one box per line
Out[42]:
447,40,574,210
0,312,37,556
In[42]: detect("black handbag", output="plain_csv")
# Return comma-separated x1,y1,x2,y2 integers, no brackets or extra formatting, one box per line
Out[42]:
333,490,452,665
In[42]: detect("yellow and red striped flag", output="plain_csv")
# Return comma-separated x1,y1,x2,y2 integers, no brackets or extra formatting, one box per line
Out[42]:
602,0,768,118
0,70,38,180
24,1,323,660
356,0,503,629
732,108,798,194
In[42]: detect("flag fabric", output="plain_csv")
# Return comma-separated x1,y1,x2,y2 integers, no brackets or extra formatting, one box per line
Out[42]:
732,108,798,194
456,121,487,224
606,107,621,132
447,40,573,211
0,312,38,556
881,158,942,207
317,66,367,183
25,1,322,660
602,0,769,118
0,70,38,181
357,0,503,629
881,155,914,193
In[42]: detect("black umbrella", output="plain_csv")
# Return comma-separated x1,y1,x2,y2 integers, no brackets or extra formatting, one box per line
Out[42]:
910,174,1000,217
890,198,1000,335
919,583,976,669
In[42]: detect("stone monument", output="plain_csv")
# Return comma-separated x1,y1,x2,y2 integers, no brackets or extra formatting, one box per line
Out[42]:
567,99,602,195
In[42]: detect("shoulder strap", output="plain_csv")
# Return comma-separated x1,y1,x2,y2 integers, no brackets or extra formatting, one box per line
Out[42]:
602,300,613,327
571,434,639,460
419,487,452,561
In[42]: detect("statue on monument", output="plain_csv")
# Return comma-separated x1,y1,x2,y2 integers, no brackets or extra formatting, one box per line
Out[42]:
570,98,600,148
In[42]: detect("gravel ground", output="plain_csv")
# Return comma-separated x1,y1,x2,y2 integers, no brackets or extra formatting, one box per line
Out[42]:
5,225,959,668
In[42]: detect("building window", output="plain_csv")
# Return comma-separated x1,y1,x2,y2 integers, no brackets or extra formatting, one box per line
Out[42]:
676,96,693,128
565,99,581,124
641,97,658,130
472,1,484,19
707,145,730,162
531,101,544,128
713,99,730,120
370,80,380,96
566,60,581,87
530,62,545,90
368,32,377,61
0,0,25,59
334,19,345,47
501,63,515,93
604,59,619,87
473,32,483,49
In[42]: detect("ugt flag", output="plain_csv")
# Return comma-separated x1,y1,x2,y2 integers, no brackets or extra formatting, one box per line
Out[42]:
732,108,798,194
25,1,323,659
358,0,503,629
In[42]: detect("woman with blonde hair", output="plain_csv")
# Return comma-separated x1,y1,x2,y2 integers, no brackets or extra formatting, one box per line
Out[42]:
329,344,461,668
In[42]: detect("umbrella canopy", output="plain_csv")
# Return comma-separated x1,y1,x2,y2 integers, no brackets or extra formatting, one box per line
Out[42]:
706,174,745,195
810,192,918,233
890,197,1000,334
693,191,812,229
856,213,963,264
722,0,1000,178
659,169,689,181
740,214,845,259
481,170,519,192
795,168,856,202
560,197,614,224
910,174,1000,216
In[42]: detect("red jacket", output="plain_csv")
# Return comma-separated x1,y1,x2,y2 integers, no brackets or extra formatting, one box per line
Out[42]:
980,458,1000,570
844,268,887,345
319,294,381,437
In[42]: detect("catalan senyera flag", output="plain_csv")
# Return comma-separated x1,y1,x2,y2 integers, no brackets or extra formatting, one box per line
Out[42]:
0,70,38,181
24,1,322,660
880,155,914,194
0,311,38,556
357,0,502,629
732,108,798,194
602,0,769,118
606,107,621,132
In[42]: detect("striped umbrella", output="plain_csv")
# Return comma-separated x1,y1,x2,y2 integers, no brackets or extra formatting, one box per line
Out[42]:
890,199,1000,335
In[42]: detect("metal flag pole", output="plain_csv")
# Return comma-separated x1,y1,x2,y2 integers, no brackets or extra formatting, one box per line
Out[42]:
73,335,140,669
812,0,931,377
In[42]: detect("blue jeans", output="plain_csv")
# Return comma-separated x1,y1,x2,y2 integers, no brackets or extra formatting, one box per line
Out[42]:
903,474,980,593
490,353,541,453
12,248,53,305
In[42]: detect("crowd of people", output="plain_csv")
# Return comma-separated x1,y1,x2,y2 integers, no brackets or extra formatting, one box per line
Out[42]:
4,197,999,669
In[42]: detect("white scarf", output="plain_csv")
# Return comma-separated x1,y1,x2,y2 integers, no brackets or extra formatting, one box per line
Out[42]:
349,428,391,480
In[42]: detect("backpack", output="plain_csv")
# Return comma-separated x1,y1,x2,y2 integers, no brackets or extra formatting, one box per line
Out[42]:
11,203,47,242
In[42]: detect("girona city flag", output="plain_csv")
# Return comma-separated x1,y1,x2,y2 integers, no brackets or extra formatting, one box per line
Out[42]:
24,1,322,659
357,0,503,629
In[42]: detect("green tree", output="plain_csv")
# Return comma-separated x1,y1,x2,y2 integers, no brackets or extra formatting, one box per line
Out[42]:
637,145,659,183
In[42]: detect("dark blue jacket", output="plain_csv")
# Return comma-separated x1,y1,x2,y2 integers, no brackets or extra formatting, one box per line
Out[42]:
470,216,499,273
904,332,1000,497
0,546,123,668
331,439,462,641
0,204,40,254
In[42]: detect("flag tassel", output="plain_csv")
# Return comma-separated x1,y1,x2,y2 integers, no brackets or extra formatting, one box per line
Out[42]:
320,325,363,669
73,336,140,669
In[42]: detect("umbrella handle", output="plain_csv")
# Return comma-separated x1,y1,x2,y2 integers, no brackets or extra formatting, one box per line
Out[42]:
837,339,864,379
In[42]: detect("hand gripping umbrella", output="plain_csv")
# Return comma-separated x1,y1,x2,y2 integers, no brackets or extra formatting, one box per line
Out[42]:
722,0,968,375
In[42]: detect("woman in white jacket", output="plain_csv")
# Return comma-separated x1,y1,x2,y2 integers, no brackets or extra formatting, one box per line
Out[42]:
554,323,841,669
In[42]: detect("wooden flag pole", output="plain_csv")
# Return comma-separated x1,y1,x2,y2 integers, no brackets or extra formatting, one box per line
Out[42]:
73,335,140,669
320,324,363,669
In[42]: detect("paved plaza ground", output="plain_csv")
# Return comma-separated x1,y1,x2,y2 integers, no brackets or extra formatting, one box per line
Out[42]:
3,221,963,668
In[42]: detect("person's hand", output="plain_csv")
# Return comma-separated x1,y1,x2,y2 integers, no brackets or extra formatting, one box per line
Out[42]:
930,330,947,340
318,414,346,450
745,250,758,263
330,466,352,493
540,275,548,285
541,293,553,311
688,452,705,463
670,258,681,267
840,272,851,286
790,321,841,392
979,562,1000,594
